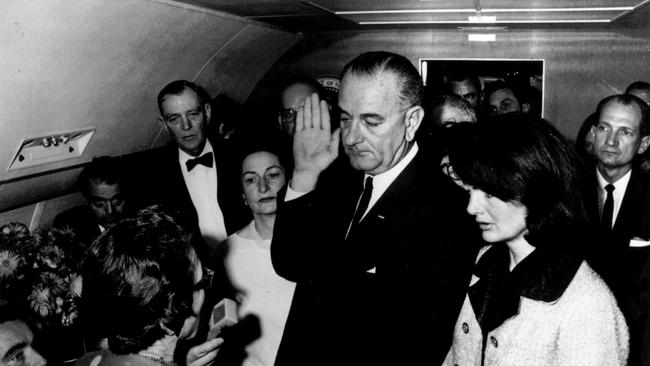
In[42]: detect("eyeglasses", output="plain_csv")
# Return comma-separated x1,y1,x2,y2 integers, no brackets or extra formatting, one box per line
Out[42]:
193,267,214,291
440,162,460,181
278,109,297,123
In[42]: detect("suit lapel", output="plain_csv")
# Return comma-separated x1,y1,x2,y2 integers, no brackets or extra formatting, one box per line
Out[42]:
614,169,643,238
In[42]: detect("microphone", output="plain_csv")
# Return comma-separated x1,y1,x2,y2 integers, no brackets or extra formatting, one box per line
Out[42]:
207,298,238,340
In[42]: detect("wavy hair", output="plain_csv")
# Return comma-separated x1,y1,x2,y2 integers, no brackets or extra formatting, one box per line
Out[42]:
80,206,197,354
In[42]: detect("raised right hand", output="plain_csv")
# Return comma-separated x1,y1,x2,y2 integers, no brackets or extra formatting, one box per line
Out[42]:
291,93,340,192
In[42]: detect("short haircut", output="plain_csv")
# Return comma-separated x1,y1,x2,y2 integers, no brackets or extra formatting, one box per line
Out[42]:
341,51,423,108
78,156,124,196
157,80,211,115
431,94,477,123
625,80,650,94
596,94,649,136
447,114,588,247
446,72,482,93
80,206,197,354
483,80,527,105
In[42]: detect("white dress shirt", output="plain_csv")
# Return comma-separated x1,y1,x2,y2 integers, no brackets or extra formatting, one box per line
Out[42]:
179,141,228,245
286,142,420,219
597,168,631,229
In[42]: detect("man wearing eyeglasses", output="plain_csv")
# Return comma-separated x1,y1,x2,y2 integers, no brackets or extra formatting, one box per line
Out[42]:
53,156,129,247
278,77,328,136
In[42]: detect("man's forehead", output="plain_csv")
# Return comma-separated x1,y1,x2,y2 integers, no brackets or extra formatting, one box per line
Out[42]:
339,71,401,111
489,88,516,103
87,180,121,198
160,88,201,113
600,101,643,127
0,321,32,355
452,80,478,94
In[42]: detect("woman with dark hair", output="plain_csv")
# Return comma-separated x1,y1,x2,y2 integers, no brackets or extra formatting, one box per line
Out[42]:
76,207,222,366
218,142,294,366
442,115,628,365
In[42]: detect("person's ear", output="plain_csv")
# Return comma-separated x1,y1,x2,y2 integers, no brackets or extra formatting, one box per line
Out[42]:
404,106,424,142
638,135,650,155
521,103,531,114
242,193,248,206
204,102,212,127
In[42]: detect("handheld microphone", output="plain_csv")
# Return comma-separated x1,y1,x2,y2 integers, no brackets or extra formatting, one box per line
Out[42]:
207,298,238,340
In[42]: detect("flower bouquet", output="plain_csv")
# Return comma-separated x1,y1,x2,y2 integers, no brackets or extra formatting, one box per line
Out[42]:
0,222,85,363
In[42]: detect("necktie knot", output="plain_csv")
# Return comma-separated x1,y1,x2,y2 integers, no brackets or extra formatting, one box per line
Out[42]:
605,184,615,194
186,152,213,172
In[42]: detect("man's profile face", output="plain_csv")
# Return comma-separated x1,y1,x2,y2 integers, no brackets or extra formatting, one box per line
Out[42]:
338,71,420,175
160,88,210,156
592,100,650,172
450,80,480,108
487,88,522,116
0,320,46,366
279,83,318,136
86,179,126,229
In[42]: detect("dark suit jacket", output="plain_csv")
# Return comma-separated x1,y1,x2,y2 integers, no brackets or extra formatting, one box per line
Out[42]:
585,167,650,366
134,142,248,232
130,141,249,267
271,148,480,365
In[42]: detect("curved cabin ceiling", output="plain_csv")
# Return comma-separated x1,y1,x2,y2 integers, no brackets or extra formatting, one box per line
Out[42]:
0,0,649,214
0,0,299,212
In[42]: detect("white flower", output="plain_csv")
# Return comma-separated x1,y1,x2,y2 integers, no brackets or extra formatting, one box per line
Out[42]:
0,250,20,278
29,286,52,317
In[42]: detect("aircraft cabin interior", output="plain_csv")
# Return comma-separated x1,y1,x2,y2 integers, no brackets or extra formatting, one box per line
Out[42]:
1,0,650,365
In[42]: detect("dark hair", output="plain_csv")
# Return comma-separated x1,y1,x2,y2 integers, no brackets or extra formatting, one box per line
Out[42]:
625,80,650,95
431,94,477,125
596,94,649,136
446,72,482,93
235,130,291,175
483,80,527,105
80,206,197,354
341,51,423,108
78,156,124,196
447,114,588,247
157,80,211,115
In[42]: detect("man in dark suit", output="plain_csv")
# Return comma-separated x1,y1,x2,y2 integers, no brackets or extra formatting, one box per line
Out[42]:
53,156,128,247
271,52,479,365
139,80,248,260
586,94,650,366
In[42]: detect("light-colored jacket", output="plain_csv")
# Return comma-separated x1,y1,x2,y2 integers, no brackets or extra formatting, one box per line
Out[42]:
443,248,628,366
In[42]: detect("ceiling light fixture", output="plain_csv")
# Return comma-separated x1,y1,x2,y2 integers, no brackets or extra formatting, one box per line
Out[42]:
358,19,610,25
336,6,632,15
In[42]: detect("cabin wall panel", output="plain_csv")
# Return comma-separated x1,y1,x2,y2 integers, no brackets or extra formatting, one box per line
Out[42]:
251,28,650,140
0,0,299,212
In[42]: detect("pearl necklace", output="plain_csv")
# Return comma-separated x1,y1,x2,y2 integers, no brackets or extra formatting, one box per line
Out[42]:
248,220,264,241
137,353,176,365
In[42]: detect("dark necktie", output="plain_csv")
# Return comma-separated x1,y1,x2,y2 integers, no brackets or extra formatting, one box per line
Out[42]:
601,184,615,231
347,176,373,237
186,152,213,172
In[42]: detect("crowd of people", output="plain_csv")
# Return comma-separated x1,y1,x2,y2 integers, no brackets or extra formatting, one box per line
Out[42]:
2,50,650,366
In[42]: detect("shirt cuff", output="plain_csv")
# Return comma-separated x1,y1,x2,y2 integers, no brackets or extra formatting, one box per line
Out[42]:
285,181,311,201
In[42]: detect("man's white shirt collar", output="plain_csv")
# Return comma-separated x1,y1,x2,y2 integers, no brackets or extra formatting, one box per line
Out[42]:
596,168,631,227
285,142,419,207
178,140,214,169
362,142,419,218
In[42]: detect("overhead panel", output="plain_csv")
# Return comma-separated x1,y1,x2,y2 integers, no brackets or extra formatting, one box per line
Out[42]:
309,0,645,26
